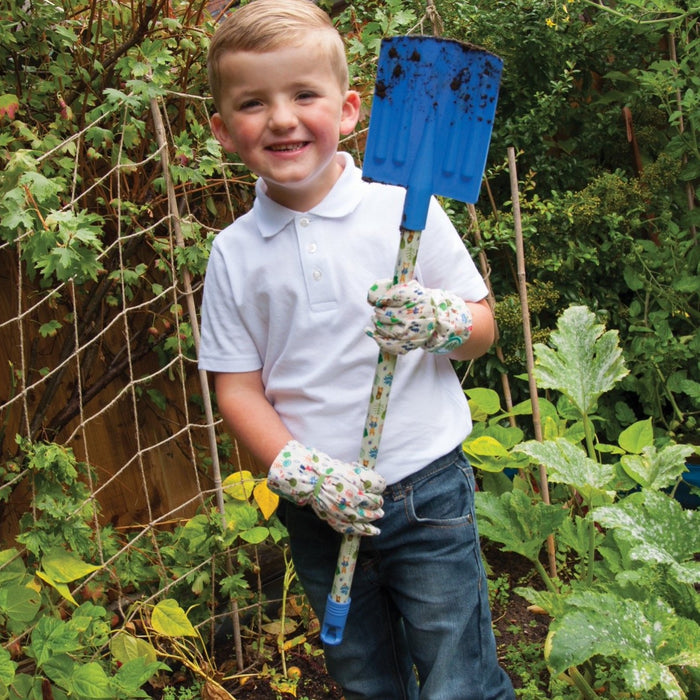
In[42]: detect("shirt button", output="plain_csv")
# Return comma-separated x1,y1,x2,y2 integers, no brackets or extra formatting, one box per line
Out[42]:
307,242,318,254
299,216,311,227
312,268,322,281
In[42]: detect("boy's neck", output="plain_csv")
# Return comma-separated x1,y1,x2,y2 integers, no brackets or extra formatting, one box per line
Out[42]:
262,152,346,212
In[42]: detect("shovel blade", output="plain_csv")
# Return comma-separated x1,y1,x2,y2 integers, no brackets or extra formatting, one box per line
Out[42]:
363,36,503,231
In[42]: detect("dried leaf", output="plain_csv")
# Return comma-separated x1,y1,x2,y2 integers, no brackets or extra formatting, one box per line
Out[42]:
201,679,235,699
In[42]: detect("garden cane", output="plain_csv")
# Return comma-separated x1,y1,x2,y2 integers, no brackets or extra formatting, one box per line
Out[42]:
320,36,503,645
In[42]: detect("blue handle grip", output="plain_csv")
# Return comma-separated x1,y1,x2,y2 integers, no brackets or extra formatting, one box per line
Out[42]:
320,594,351,646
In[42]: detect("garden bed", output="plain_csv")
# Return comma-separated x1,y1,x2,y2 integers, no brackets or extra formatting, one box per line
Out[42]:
146,546,549,699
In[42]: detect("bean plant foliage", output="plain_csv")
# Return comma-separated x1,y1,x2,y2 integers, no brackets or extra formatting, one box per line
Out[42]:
0,0,699,698
0,0,236,445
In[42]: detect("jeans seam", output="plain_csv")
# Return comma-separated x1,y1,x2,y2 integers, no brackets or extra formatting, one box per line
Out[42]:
382,595,413,700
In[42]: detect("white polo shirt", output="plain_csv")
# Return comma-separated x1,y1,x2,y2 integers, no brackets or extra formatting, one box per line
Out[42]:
199,152,488,484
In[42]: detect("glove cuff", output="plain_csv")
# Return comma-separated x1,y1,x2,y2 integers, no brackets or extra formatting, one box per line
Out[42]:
427,291,473,354
267,439,314,506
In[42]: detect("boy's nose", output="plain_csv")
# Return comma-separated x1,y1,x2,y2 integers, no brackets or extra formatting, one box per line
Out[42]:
268,101,298,130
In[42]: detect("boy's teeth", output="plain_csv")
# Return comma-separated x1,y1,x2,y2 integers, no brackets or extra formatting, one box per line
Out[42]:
270,143,303,151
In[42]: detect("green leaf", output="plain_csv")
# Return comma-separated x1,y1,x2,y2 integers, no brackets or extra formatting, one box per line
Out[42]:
224,500,259,532
71,662,114,698
178,513,211,551
6,673,55,700
620,443,695,490
30,617,81,667
509,398,559,424
41,653,74,692
0,549,27,585
113,657,168,698
150,599,198,637
0,584,41,625
534,305,628,417
240,526,270,544
110,632,158,666
0,647,16,688
465,387,502,417
618,419,653,454
475,489,568,563
34,210,105,284
34,573,77,606
557,514,601,565
672,275,700,294
514,438,615,501
19,171,63,204
39,319,62,338
546,590,700,697
622,264,645,291
515,586,568,619
40,550,101,583
594,490,700,584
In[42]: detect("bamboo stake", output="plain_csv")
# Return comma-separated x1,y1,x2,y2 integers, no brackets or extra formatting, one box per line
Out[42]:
507,147,557,579
467,204,516,423
150,96,245,672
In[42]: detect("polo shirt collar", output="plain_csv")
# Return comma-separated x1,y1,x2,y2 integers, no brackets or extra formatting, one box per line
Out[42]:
253,152,364,238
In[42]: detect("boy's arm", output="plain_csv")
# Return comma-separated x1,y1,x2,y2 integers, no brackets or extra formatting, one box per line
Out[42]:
213,370,385,536
214,370,292,468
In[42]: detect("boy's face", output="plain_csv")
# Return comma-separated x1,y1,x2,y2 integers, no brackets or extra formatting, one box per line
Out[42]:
210,43,360,212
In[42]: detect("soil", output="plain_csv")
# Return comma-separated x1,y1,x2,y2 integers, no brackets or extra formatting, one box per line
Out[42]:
147,545,550,699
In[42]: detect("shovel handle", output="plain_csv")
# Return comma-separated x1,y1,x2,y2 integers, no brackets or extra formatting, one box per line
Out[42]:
320,226,421,645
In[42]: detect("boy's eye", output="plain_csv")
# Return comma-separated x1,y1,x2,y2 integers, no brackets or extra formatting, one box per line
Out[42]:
239,99,262,110
296,91,317,101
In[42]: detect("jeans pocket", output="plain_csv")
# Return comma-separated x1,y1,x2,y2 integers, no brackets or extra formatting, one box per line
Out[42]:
407,461,476,526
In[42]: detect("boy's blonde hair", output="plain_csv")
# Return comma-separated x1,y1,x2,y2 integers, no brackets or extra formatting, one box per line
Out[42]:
207,0,349,111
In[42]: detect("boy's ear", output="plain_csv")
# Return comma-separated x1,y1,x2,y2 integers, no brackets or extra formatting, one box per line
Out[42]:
339,90,361,136
210,113,237,153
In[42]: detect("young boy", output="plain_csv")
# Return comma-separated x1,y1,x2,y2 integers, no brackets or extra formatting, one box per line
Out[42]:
200,1,515,698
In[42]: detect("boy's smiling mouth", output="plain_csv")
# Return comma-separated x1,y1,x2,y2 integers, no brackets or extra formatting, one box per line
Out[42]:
267,142,308,152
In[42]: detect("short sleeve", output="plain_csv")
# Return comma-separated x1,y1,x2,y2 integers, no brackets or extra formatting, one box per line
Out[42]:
415,198,489,302
198,241,263,373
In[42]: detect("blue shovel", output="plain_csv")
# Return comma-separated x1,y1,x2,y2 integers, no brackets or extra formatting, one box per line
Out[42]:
320,36,503,645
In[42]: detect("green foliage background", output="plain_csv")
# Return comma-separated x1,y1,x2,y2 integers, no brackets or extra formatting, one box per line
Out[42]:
0,0,698,697
1,0,697,446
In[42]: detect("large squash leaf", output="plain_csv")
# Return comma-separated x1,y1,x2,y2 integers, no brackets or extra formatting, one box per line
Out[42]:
514,437,615,502
620,443,695,491
533,305,628,417
475,489,568,563
546,590,700,699
594,490,700,584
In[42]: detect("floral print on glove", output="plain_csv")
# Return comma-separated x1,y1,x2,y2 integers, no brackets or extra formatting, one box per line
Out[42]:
268,440,386,536
366,279,473,356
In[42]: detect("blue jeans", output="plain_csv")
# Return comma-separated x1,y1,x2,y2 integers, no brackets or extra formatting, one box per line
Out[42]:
281,447,515,700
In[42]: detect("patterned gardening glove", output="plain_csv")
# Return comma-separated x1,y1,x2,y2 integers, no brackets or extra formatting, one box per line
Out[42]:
366,279,473,356
268,440,386,536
